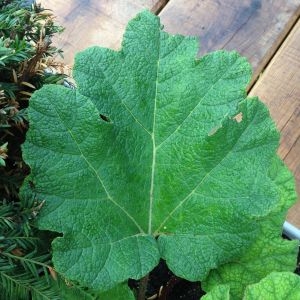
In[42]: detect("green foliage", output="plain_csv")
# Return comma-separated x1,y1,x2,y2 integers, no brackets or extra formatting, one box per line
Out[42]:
0,1,95,299
98,283,135,300
0,199,58,299
202,157,298,299
203,272,300,299
0,0,65,200
21,9,298,299
244,272,300,300
0,197,104,299
202,285,230,300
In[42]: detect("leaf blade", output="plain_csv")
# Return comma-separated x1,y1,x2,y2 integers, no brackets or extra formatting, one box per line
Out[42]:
22,10,296,291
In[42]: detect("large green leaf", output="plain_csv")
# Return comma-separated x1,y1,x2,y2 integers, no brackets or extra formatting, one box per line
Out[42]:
99,283,135,300
22,10,292,290
202,285,230,300
244,272,300,300
203,272,300,299
202,157,298,299
55,276,134,300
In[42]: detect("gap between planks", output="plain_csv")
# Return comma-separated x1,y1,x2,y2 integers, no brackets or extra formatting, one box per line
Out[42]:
249,19,300,228
151,0,170,14
248,14,300,91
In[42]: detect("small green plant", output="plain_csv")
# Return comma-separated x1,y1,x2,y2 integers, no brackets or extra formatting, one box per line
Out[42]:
0,0,65,200
21,10,299,300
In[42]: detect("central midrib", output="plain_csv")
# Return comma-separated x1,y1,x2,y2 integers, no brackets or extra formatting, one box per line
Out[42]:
148,31,161,235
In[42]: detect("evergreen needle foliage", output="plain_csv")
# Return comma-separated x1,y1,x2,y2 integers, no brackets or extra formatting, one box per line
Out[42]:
0,197,99,299
0,1,95,299
0,0,65,200
0,199,59,300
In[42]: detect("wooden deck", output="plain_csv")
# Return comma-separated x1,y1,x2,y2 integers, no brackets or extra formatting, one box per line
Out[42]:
40,0,300,227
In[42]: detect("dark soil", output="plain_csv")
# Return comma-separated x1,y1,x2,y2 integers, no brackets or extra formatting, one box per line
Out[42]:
129,260,205,300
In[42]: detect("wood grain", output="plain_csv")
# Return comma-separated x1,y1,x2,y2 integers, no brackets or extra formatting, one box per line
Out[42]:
250,20,300,227
39,0,162,64
159,0,300,84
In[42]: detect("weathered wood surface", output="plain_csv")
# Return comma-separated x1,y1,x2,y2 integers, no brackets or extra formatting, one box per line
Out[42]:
159,0,300,85
40,0,300,227
250,20,300,227
43,0,300,70
40,0,163,65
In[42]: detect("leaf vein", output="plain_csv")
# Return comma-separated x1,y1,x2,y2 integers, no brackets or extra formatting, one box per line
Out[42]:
148,30,161,234
50,105,144,233
155,57,240,150
156,110,256,232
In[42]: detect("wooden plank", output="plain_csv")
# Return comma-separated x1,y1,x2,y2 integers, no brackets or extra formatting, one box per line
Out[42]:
249,20,300,228
159,0,300,83
39,0,163,65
